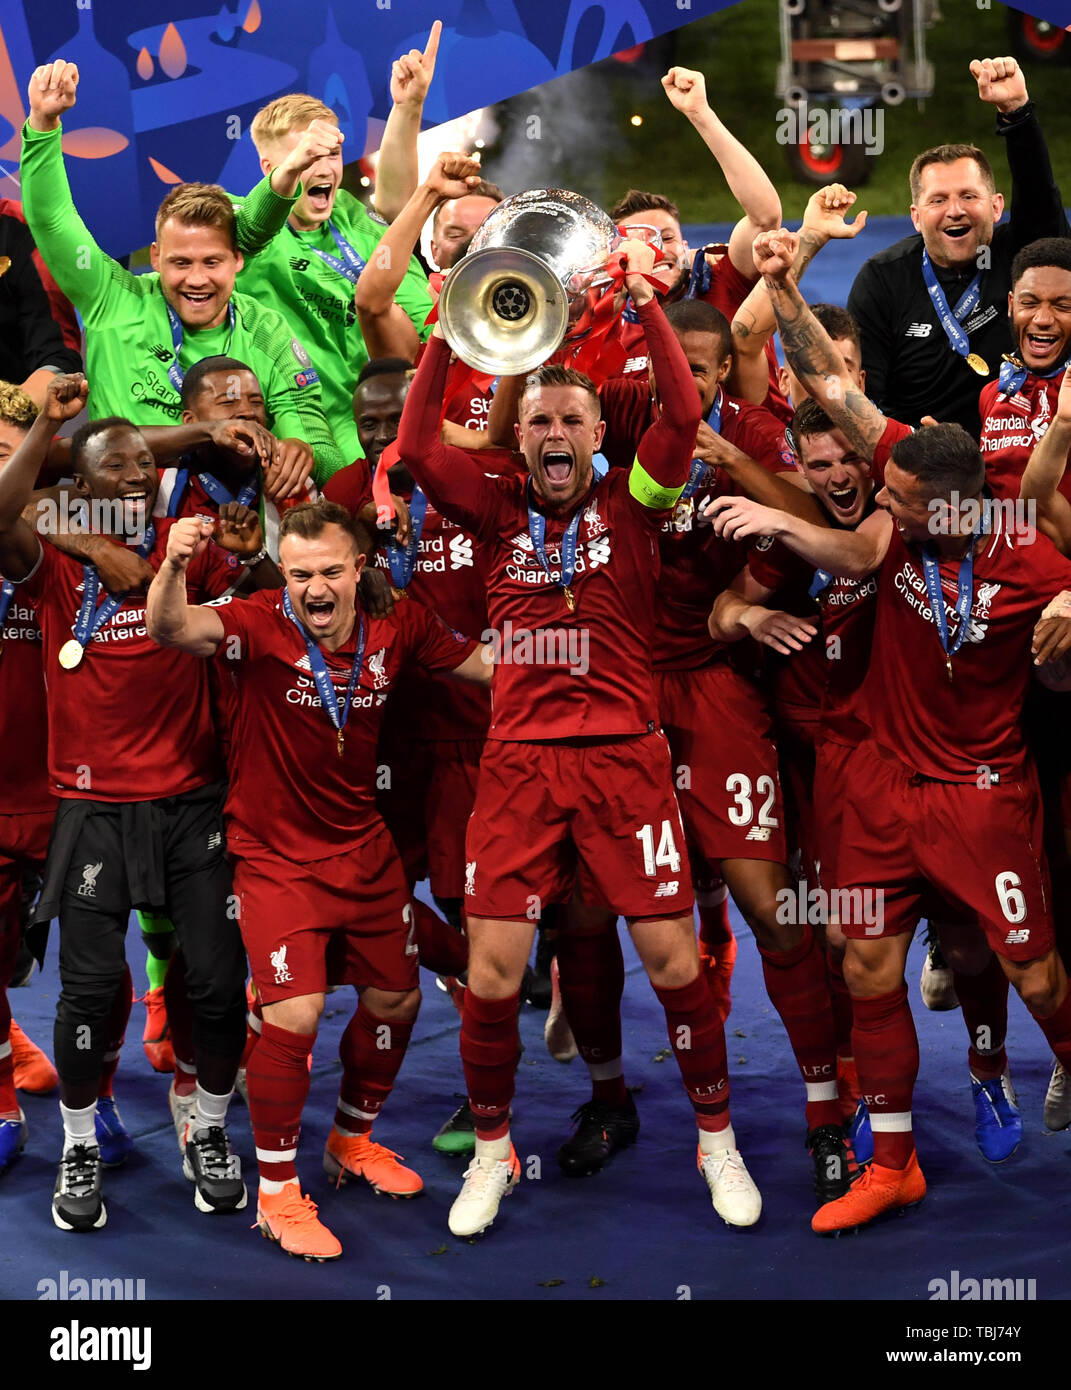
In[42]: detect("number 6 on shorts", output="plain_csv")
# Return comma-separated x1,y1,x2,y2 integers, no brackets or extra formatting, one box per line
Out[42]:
636,820,682,877
994,871,1026,924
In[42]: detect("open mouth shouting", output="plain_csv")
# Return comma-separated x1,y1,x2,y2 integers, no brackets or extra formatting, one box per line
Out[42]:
938,222,975,256
1022,329,1065,368
827,482,860,520
541,450,575,488
305,182,336,217
303,595,336,630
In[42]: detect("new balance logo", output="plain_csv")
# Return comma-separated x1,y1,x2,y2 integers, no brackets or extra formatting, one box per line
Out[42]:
654,881,679,897
289,257,311,272
622,355,649,374
508,531,534,552
148,343,173,362
745,826,772,842
271,945,293,984
77,862,103,898
206,831,222,851
449,534,474,569
904,322,933,338
1004,928,1030,945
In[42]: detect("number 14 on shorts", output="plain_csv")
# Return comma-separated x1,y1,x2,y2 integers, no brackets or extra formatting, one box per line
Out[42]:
636,820,682,877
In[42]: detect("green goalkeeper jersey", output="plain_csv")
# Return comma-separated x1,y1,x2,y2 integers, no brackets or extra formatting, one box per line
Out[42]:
233,187,433,463
20,122,346,484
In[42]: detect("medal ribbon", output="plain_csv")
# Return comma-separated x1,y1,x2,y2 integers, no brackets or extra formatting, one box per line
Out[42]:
281,587,366,742
527,479,583,596
164,303,236,392
920,250,982,362
997,352,1071,401
289,221,367,284
168,466,258,519
385,487,428,590
0,579,14,629
71,523,157,656
920,524,980,667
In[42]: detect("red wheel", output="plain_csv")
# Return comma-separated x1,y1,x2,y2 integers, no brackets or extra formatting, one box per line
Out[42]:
785,125,870,185
1010,13,1069,62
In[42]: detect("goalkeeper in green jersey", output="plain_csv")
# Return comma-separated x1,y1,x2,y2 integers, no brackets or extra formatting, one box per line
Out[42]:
236,27,439,465
21,60,346,492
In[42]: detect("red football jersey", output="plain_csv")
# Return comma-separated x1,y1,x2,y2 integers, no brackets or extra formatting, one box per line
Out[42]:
869,416,916,484
0,581,51,812
860,515,1071,781
373,495,491,741
748,529,878,745
979,375,1070,502
19,524,237,801
211,589,477,861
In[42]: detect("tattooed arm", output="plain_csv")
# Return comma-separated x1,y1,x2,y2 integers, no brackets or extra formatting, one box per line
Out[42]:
753,228,889,461
730,185,868,405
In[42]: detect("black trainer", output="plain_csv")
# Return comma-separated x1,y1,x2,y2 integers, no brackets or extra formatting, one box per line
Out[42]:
52,1143,107,1231
557,1096,640,1176
807,1123,857,1205
182,1124,248,1213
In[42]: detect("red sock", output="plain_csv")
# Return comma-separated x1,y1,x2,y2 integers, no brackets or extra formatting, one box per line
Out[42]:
826,947,855,1058
164,950,196,1073
98,964,133,1099
652,972,731,1132
555,925,627,1106
759,925,840,1129
411,900,468,977
697,885,737,1021
460,990,520,1141
852,985,919,1170
954,956,1009,1080
246,1019,315,1184
334,1006,415,1135
1030,984,1071,1072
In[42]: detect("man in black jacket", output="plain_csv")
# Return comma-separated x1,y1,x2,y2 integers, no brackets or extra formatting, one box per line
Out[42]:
848,56,1068,436
0,199,82,406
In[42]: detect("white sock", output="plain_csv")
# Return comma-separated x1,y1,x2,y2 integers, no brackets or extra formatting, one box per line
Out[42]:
60,1100,97,1153
258,1175,299,1196
474,1132,511,1162
699,1123,736,1156
194,1083,232,1133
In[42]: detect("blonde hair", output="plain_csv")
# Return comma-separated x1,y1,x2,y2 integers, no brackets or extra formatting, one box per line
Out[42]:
0,380,39,432
250,94,337,156
155,183,237,248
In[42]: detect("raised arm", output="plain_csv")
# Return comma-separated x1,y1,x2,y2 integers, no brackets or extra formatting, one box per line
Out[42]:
661,67,780,280
634,260,702,501
146,517,227,656
706,493,891,579
730,184,869,404
1020,365,1071,553
0,372,87,579
374,21,441,224
236,118,341,256
354,151,482,359
756,229,890,460
693,427,828,524
21,62,131,321
396,327,500,535
969,56,1070,247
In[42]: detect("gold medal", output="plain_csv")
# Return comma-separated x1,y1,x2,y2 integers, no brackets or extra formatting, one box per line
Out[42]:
0,256,10,277
946,656,954,683
563,585,576,613
58,639,84,670
336,728,345,758
965,352,989,376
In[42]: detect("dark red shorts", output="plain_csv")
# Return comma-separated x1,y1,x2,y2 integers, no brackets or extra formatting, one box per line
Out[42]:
465,733,693,920
378,729,483,902
0,808,53,934
811,736,856,892
230,825,419,1004
656,665,786,870
837,742,1053,961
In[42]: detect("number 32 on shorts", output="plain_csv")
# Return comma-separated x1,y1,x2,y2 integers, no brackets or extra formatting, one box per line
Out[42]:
635,820,682,877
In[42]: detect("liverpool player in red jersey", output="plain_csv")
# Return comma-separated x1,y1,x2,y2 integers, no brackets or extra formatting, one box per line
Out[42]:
147,498,490,1260
398,239,765,1235
733,414,1071,1234
0,375,276,1231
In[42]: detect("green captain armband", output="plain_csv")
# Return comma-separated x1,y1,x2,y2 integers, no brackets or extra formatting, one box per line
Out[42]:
628,457,686,510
